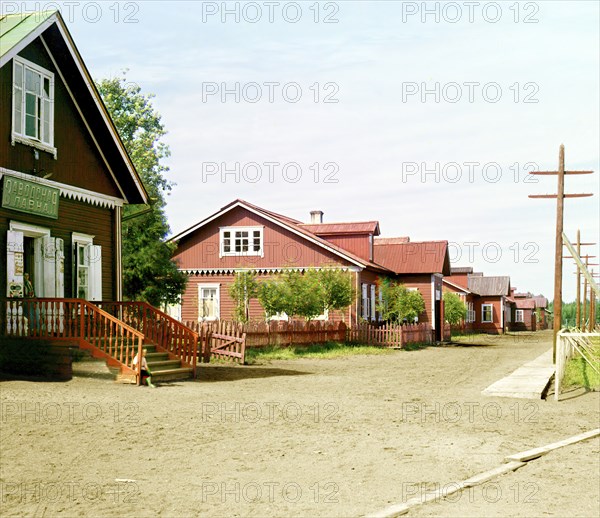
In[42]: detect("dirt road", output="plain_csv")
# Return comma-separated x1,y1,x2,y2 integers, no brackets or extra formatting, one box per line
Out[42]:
1,330,598,517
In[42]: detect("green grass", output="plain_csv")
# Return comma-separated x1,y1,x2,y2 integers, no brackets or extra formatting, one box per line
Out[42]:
244,341,399,364
562,338,600,391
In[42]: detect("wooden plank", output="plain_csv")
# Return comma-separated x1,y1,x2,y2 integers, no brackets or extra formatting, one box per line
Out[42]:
504,428,600,462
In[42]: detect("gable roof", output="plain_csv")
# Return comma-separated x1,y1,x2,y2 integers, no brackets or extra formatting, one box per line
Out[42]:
443,278,471,294
532,296,548,308
1,11,147,204
300,221,380,235
468,276,511,296
515,298,537,309
170,199,390,273
375,237,410,244
451,266,474,274
373,240,451,275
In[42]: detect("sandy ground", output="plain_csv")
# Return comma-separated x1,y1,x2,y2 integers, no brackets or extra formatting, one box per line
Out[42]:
1,330,599,518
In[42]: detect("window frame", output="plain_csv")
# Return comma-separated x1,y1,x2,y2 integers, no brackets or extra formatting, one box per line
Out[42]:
481,304,493,323
12,56,57,158
219,226,264,257
198,283,220,321
515,309,525,323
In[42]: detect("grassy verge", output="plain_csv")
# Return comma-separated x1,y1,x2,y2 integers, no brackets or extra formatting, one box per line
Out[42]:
244,341,399,364
562,338,600,390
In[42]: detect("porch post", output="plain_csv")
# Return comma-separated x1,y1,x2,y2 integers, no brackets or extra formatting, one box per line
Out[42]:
115,205,123,301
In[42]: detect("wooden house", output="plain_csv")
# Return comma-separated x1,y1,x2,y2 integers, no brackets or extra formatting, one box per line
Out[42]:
1,12,196,383
171,200,451,338
1,11,148,301
443,267,511,334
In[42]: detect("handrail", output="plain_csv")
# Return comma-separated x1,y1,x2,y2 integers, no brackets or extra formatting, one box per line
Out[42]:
1,298,144,385
96,301,199,377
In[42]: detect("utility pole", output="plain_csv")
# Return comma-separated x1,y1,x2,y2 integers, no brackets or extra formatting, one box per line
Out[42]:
529,145,593,363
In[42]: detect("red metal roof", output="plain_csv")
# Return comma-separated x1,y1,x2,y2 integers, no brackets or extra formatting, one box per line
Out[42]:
374,237,410,244
515,298,537,309
373,241,451,275
300,221,380,235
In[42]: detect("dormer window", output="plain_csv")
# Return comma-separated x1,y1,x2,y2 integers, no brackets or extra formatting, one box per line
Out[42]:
12,56,56,157
220,226,263,257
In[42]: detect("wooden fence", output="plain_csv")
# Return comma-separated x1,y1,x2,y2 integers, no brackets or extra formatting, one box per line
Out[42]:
348,322,434,348
185,320,439,350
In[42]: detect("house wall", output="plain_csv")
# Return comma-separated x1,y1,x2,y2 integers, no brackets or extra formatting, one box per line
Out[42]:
442,284,475,333
0,39,122,199
1,198,116,300
319,234,371,262
472,296,504,334
395,274,434,326
511,308,537,332
445,273,469,289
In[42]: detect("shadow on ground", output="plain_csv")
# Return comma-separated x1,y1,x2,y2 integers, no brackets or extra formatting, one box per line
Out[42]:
194,364,311,382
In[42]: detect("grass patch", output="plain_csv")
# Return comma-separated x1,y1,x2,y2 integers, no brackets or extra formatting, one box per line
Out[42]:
245,341,398,364
562,339,600,390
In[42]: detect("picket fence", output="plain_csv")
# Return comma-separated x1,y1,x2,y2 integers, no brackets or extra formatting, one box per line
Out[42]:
185,319,441,349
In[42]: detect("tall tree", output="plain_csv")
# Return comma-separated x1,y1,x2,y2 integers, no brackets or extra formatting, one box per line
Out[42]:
96,73,186,306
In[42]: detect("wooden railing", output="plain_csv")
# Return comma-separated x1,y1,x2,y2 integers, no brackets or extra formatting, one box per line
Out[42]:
1,298,144,384
97,301,199,376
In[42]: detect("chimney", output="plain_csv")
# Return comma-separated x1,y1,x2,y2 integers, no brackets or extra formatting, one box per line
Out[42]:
310,210,324,224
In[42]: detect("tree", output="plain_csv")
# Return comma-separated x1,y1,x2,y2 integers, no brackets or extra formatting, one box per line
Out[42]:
257,271,324,321
377,279,425,323
443,292,467,326
310,269,355,316
96,73,187,306
229,271,259,323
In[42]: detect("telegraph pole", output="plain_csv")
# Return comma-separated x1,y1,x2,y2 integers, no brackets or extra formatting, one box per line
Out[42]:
529,145,593,362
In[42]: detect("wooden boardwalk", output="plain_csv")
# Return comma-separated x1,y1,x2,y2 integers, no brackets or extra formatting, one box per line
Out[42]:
482,349,555,399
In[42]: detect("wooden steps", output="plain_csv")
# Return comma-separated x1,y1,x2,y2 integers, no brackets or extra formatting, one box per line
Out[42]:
138,344,193,383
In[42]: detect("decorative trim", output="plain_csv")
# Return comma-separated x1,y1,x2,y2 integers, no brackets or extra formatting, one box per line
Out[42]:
0,168,123,209
181,266,352,275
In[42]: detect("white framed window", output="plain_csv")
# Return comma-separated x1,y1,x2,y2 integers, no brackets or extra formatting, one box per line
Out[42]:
370,285,376,321
466,302,475,323
361,283,369,320
12,56,56,157
198,283,220,321
515,309,525,323
220,227,263,257
481,304,493,323
72,233,102,301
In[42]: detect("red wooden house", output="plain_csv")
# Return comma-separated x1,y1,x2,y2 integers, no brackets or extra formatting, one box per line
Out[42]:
443,267,512,334
170,199,451,337
1,11,195,383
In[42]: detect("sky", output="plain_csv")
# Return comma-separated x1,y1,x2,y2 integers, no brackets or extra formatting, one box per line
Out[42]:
9,0,599,301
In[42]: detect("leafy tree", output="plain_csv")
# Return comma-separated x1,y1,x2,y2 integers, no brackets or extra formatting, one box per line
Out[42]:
443,292,467,325
96,73,186,306
377,279,425,323
258,271,324,321
229,271,259,323
311,269,355,314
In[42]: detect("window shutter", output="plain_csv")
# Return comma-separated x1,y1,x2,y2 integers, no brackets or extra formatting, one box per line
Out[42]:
370,285,376,321
88,245,102,301
55,238,65,297
361,283,368,319
42,236,57,297
6,231,24,297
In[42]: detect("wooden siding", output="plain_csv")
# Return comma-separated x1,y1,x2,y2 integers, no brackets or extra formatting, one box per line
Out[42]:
472,296,504,334
395,274,434,325
174,206,357,270
0,38,122,199
320,234,372,262
1,198,115,300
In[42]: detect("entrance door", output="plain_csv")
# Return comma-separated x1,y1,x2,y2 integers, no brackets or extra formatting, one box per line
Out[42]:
434,300,442,341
